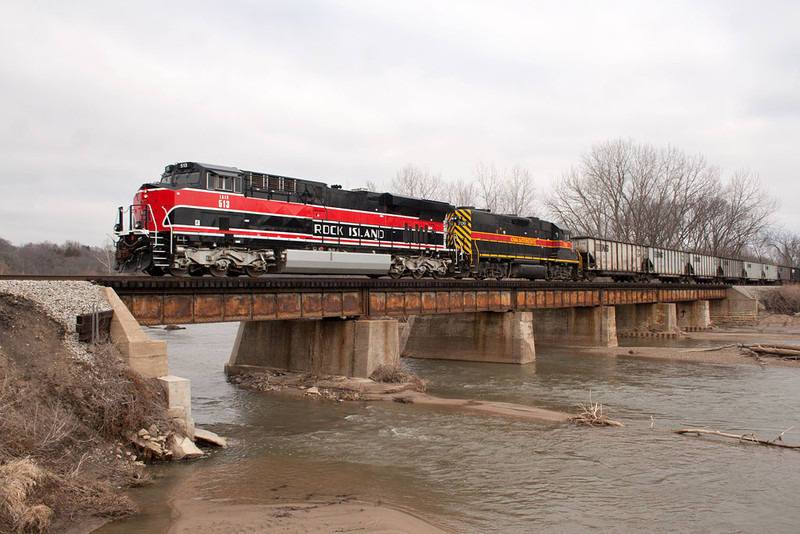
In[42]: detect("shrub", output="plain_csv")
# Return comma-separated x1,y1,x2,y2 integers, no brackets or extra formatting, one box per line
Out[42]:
761,286,800,315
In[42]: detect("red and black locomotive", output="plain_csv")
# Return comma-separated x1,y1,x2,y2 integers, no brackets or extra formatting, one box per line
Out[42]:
113,161,579,279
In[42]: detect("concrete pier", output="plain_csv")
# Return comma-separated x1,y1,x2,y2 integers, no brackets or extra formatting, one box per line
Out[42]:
158,375,195,438
677,300,711,330
615,302,678,333
533,306,618,347
226,318,399,378
402,311,535,364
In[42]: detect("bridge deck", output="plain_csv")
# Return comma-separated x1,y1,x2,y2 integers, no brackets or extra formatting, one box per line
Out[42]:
95,276,728,326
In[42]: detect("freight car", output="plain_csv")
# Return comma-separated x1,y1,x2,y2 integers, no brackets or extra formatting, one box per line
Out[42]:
574,236,799,284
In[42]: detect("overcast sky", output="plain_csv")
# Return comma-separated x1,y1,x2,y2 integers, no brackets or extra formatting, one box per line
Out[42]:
1,0,798,246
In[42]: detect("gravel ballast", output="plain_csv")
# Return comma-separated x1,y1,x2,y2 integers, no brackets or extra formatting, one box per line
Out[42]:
0,280,113,360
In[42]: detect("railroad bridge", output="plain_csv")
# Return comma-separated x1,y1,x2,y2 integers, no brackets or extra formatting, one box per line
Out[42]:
94,277,754,379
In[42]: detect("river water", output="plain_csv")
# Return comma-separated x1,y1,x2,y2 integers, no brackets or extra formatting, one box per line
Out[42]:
98,323,800,533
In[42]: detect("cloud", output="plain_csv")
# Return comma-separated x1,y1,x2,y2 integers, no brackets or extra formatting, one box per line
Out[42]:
0,0,799,245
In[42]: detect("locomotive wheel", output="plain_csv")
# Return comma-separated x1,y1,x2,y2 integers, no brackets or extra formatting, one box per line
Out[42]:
168,267,189,277
389,270,403,280
431,269,446,279
411,268,425,279
244,266,264,278
209,266,228,278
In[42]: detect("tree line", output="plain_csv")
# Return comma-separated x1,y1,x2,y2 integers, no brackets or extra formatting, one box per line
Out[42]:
386,138,797,266
0,239,113,275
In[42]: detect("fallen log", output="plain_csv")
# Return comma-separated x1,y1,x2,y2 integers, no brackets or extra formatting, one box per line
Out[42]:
680,344,737,353
681,343,800,359
674,428,800,449
739,346,767,366
747,345,800,359
748,343,800,352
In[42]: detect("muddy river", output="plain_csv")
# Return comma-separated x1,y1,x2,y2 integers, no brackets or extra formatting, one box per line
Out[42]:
97,322,800,533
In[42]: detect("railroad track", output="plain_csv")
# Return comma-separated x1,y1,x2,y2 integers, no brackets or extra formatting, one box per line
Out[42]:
0,274,731,292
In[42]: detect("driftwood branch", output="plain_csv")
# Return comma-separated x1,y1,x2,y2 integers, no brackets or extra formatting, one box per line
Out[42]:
680,344,736,353
681,343,800,361
674,428,800,449
570,401,625,427
747,345,800,359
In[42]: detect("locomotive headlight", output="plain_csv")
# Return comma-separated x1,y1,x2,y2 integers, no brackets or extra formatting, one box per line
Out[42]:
134,221,143,229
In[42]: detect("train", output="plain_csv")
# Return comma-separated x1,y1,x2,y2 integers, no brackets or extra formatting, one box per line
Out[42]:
114,161,798,284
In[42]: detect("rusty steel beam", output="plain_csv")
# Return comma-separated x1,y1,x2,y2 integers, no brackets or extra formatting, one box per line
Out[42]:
112,281,728,325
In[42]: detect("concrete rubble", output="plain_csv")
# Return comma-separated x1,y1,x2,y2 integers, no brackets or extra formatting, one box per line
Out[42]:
128,424,206,462
194,428,228,448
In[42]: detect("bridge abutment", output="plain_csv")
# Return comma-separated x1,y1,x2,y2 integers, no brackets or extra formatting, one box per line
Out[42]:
101,287,168,378
226,318,399,378
533,306,618,347
101,287,196,436
709,287,759,323
402,311,536,363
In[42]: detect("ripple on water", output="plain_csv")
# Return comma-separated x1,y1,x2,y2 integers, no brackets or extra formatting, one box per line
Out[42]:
98,323,800,534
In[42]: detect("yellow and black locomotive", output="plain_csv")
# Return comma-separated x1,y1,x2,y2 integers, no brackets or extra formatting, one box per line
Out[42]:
445,208,580,280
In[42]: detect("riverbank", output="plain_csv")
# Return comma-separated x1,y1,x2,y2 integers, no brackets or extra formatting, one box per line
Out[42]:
0,283,194,533
591,312,800,367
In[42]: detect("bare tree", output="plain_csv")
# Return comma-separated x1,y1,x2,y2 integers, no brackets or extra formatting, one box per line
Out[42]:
544,139,774,255
765,228,800,266
447,179,477,207
94,236,118,274
545,140,641,239
391,164,446,200
471,162,536,215
502,164,536,216
473,162,503,212
688,169,777,257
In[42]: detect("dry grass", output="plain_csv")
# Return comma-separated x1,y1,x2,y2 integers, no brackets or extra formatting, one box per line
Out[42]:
0,294,185,531
0,381,77,463
369,364,428,392
761,285,800,315
0,458,53,533
87,345,183,439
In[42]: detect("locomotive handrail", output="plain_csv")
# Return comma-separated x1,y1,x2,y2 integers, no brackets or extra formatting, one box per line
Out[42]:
161,205,173,255
148,204,159,232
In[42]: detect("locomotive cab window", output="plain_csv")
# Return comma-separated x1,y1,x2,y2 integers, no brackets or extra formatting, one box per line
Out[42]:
175,171,201,186
208,172,240,193
161,171,201,187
